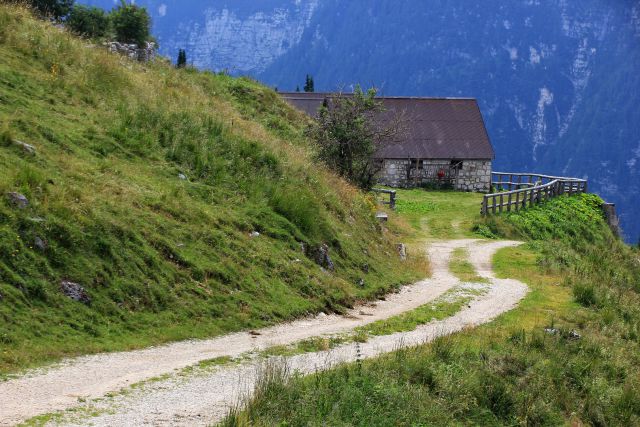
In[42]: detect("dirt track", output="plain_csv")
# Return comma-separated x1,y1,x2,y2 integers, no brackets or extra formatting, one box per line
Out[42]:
0,239,528,426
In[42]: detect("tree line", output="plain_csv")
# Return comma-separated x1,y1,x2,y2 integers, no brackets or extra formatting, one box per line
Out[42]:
18,0,152,46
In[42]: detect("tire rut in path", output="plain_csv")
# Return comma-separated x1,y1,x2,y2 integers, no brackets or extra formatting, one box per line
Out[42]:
0,239,527,426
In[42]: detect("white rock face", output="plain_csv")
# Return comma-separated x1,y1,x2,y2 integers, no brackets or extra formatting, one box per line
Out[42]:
169,1,318,73
532,87,554,160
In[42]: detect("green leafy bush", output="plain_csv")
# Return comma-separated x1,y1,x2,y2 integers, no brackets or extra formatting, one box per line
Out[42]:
472,223,497,239
573,282,597,307
28,0,74,19
110,1,150,45
308,87,401,190
67,5,109,39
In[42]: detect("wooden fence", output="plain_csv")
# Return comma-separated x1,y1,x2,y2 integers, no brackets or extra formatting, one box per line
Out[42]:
481,172,587,215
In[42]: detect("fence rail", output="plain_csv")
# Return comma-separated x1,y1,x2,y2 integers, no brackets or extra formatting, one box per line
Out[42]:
481,172,587,215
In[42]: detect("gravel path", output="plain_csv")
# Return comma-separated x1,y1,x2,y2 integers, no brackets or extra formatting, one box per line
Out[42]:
0,239,527,426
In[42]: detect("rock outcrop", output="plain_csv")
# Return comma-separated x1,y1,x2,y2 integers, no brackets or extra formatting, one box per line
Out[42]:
105,41,157,62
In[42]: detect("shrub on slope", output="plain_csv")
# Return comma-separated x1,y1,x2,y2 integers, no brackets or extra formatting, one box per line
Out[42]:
0,5,420,373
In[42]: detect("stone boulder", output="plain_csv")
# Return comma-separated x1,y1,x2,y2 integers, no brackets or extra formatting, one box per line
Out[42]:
6,192,29,209
13,139,36,155
306,243,335,271
60,280,91,304
396,243,407,261
104,41,157,62
34,236,48,251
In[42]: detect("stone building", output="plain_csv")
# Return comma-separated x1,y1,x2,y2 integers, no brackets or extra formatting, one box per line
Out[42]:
281,93,494,192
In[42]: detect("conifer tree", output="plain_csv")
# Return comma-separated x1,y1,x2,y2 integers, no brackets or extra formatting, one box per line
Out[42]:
304,74,315,92
176,49,187,68
295,85,300,92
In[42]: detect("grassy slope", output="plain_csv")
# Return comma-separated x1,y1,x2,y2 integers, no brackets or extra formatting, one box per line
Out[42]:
390,188,483,241
225,193,640,426
0,5,424,374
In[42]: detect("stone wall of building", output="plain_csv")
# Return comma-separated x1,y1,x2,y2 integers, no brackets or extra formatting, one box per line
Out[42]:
377,159,492,192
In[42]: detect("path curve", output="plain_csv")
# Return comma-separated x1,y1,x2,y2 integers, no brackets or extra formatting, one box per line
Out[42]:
0,239,527,426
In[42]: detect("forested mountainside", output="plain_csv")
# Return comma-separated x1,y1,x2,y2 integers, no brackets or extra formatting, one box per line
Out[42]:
80,0,640,244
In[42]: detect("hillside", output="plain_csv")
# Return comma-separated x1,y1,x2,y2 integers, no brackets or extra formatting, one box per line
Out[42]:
0,4,422,374
77,0,640,244
225,193,640,426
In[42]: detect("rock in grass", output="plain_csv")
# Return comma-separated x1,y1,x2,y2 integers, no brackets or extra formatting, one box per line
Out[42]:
34,236,47,251
6,192,29,209
60,281,91,304
13,139,36,155
307,243,335,271
396,243,407,261
178,173,188,180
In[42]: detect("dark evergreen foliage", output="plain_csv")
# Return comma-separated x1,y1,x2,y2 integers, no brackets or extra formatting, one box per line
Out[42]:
67,5,109,38
176,48,187,68
27,0,74,19
304,74,314,92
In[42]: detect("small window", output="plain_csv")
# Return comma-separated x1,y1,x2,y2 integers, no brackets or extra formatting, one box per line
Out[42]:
411,159,424,170
450,160,463,170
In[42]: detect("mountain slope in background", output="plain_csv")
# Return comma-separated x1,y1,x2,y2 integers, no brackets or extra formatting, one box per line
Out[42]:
80,0,640,243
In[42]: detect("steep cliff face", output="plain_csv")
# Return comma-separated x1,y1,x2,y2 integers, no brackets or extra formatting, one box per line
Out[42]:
78,0,640,243
80,0,319,73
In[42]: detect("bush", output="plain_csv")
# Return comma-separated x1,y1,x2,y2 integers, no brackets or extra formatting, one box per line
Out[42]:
308,87,404,190
573,282,598,307
28,0,74,19
67,5,109,39
110,1,150,46
472,224,498,239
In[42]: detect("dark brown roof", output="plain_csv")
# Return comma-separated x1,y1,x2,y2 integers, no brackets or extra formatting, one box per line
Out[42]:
280,92,494,160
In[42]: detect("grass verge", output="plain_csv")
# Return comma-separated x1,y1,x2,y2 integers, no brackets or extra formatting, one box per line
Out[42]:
389,188,484,240
449,247,490,283
222,194,640,426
